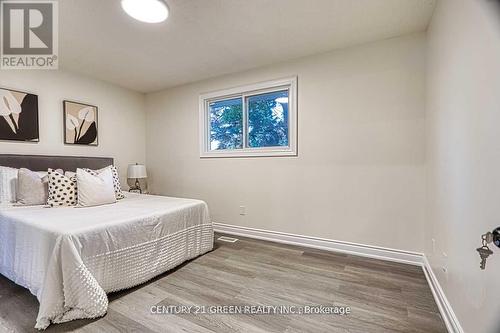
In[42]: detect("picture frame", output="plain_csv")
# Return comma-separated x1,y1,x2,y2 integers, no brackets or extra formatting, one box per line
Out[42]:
63,100,98,146
0,87,39,142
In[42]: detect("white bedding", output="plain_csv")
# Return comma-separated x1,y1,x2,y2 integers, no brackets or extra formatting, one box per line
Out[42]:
0,193,213,329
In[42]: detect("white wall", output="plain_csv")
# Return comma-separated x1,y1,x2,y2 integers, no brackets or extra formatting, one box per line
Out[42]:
6,6,497,329
426,0,500,332
0,70,146,184
146,33,426,252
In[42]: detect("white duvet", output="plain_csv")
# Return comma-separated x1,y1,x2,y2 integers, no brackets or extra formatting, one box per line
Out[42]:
0,193,214,329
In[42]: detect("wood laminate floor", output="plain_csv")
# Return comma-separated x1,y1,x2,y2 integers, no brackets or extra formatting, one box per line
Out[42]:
0,234,447,333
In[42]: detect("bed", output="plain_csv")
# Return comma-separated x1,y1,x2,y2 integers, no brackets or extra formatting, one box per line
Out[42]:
0,155,214,330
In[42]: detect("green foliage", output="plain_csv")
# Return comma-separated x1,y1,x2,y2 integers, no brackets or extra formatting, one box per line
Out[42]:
248,97,288,148
209,91,289,150
210,99,242,150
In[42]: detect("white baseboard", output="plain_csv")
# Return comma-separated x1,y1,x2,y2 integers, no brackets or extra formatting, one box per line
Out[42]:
213,222,463,333
213,222,424,266
422,257,464,333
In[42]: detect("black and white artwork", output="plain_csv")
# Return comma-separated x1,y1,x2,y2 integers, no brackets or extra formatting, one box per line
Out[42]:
64,100,98,146
0,88,39,142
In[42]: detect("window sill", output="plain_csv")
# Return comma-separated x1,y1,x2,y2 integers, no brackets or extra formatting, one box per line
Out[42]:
200,147,297,158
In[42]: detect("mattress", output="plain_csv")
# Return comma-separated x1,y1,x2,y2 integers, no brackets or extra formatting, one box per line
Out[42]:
0,193,214,329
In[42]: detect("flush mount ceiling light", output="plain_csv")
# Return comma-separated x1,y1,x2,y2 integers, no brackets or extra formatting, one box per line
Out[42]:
275,97,289,104
121,0,169,23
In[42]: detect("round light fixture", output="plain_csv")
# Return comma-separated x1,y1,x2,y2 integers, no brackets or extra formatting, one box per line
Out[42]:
275,97,289,104
121,0,169,23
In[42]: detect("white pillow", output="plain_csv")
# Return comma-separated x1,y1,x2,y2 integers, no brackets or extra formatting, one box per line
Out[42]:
0,166,18,203
17,168,49,206
64,171,76,178
76,168,116,207
83,166,125,200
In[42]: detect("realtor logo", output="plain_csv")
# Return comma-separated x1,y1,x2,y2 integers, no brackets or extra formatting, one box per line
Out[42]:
1,1,58,69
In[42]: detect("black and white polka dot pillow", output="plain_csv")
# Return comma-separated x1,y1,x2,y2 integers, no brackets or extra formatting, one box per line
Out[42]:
83,166,125,200
109,166,125,200
47,169,77,207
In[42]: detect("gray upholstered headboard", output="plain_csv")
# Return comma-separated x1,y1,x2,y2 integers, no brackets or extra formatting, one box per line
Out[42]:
0,154,113,171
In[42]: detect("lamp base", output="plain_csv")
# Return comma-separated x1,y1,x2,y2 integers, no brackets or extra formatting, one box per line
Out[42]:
129,178,142,194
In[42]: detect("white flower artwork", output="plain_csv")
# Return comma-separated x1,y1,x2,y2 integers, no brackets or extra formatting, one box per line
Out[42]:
64,101,98,145
0,88,39,142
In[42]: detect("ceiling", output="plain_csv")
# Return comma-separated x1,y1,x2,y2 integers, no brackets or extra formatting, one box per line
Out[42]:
59,0,436,93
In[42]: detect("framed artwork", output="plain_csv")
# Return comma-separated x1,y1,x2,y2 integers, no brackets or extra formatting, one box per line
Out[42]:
63,100,98,146
0,87,39,142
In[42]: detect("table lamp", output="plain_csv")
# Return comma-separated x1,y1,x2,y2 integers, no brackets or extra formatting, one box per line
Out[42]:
127,163,147,193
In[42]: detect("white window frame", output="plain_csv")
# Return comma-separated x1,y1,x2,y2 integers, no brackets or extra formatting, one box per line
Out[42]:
199,76,297,158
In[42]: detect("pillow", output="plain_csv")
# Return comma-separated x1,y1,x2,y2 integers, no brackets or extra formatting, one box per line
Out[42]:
83,165,124,200
76,168,116,207
16,168,49,205
0,166,18,203
16,169,64,206
47,169,78,207
64,171,76,178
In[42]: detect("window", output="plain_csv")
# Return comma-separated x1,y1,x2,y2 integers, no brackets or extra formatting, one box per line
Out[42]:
209,98,243,150
199,77,297,157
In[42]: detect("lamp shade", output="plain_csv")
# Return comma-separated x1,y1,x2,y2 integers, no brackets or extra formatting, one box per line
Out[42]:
127,164,147,179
